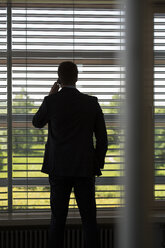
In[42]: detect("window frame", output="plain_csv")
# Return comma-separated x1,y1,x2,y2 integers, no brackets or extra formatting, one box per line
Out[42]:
1,0,164,214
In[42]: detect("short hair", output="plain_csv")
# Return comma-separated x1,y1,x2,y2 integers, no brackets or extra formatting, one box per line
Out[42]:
58,61,78,85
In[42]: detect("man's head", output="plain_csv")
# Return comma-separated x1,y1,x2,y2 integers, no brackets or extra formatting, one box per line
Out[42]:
58,61,78,86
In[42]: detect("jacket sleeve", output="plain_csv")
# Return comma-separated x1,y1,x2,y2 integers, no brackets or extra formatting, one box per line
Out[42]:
94,98,108,169
32,97,49,128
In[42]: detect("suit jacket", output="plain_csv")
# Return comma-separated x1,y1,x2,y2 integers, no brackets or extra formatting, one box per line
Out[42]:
32,87,108,177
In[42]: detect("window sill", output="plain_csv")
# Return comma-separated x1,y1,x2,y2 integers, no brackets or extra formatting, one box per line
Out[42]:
0,210,119,226
1,209,165,226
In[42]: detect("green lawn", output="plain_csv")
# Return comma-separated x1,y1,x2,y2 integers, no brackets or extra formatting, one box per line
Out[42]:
1,143,165,210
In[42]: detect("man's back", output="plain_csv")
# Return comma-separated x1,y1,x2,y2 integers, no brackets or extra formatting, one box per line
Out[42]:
32,61,108,248
33,87,107,177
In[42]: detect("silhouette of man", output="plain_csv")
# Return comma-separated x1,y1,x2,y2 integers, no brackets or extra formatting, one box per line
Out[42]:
32,61,108,248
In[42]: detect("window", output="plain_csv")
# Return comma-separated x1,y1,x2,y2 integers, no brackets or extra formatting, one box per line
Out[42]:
0,0,123,212
2,1,165,213
0,6,7,211
154,12,165,204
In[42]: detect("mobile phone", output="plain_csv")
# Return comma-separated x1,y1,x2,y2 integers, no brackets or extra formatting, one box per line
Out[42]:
57,78,61,85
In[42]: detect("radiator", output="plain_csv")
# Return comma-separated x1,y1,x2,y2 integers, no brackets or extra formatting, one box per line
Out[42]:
0,225,113,248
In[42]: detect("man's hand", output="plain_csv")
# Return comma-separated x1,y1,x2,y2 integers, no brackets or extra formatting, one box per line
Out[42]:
49,81,60,95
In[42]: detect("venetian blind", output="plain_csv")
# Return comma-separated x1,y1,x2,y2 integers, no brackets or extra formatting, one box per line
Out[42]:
0,1,124,212
0,7,8,211
154,13,165,204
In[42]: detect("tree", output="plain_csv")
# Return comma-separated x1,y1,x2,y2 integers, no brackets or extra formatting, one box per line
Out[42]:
0,104,7,173
12,89,47,155
155,107,165,176
100,94,121,146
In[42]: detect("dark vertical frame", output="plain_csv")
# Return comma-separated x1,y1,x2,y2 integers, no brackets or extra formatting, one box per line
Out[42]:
7,1,12,213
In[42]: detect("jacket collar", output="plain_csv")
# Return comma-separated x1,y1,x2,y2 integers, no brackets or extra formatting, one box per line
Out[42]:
62,85,76,89
60,87,79,92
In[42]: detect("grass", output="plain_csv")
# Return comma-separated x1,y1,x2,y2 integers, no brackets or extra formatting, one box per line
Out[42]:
1,143,165,210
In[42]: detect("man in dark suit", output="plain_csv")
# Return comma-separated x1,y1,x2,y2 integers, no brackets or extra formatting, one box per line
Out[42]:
32,61,108,248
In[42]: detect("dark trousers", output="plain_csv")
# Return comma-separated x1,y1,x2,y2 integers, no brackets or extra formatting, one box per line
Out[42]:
48,176,98,248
